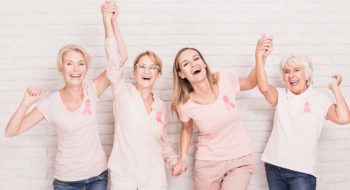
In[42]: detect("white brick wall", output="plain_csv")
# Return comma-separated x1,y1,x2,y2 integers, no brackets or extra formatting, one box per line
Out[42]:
1,0,350,189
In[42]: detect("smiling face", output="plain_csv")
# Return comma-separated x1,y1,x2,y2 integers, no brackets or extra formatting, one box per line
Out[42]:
60,50,88,86
282,65,308,94
176,49,207,84
280,55,313,95
133,54,161,89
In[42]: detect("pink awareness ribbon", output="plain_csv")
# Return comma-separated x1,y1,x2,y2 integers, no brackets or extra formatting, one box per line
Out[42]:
83,99,92,116
303,101,311,113
223,95,235,109
156,111,162,123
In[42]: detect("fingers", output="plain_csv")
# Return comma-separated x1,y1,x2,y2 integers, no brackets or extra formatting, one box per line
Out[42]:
171,161,187,177
331,74,342,86
26,88,43,97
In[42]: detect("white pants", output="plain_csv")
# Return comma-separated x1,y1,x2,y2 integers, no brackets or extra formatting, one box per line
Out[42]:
110,169,166,190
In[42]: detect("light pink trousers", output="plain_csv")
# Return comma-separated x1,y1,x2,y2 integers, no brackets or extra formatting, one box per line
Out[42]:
194,154,255,190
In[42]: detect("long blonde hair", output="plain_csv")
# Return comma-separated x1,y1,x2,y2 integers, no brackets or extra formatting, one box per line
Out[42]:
172,47,217,118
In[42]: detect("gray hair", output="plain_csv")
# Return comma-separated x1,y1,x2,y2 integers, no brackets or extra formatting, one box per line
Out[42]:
279,54,314,86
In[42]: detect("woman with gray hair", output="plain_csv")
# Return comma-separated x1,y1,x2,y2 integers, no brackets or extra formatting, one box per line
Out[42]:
255,35,350,190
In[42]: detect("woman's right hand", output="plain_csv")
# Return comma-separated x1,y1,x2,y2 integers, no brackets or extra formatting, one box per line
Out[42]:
22,88,44,107
101,1,115,21
172,157,188,177
255,34,273,63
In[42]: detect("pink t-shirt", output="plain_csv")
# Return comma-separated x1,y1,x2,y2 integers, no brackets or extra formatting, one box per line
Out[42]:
179,72,253,161
262,87,333,177
37,81,107,181
105,37,178,187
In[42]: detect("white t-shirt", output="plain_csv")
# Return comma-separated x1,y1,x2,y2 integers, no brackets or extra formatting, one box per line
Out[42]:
37,81,107,181
262,87,333,177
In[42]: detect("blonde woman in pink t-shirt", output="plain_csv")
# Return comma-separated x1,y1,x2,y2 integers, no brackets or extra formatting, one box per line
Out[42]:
255,35,350,190
101,1,178,190
171,47,257,190
5,30,110,190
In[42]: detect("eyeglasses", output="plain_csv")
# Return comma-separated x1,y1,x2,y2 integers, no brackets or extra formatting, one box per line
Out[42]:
135,63,160,72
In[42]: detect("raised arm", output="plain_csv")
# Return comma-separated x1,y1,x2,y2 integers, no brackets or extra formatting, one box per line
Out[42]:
5,88,44,137
326,75,350,125
255,34,278,106
96,1,128,97
239,66,257,91
172,119,193,176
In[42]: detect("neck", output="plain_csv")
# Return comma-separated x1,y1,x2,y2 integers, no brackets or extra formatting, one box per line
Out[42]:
136,85,153,101
62,84,84,101
191,78,215,99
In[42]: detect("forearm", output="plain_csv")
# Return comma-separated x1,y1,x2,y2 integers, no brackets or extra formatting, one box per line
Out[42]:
5,102,30,136
332,87,350,122
179,125,193,160
112,20,128,63
256,56,270,92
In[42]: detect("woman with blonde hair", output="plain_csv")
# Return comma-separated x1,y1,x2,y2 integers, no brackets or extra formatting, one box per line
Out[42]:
101,1,178,190
255,35,350,190
5,44,110,189
171,47,257,190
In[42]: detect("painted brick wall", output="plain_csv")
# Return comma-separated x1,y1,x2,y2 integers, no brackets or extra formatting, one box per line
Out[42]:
0,0,349,189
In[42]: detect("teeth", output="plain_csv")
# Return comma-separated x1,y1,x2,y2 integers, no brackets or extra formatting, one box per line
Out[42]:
193,69,201,75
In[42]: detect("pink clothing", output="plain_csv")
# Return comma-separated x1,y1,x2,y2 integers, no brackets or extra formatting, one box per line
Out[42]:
37,81,107,181
262,87,333,177
105,37,178,188
179,72,253,161
194,155,254,190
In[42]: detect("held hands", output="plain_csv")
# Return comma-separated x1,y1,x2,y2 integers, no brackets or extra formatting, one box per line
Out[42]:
22,88,44,107
256,34,273,63
329,74,342,92
171,158,188,177
101,0,118,22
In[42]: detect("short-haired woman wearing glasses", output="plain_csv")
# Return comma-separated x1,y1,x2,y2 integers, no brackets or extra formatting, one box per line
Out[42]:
101,1,178,190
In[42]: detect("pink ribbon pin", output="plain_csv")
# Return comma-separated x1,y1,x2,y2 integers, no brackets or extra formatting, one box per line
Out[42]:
303,101,311,113
156,111,162,123
223,95,235,109
83,99,92,116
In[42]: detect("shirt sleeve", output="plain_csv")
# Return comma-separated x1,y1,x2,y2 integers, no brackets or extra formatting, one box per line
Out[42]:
105,37,125,95
178,104,190,123
36,96,52,123
160,106,179,169
322,93,334,117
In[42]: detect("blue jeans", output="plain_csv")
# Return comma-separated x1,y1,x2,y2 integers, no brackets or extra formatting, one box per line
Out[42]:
265,163,316,190
53,170,108,190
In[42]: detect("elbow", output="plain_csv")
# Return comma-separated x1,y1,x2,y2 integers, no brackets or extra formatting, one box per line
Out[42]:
258,85,269,94
4,130,15,137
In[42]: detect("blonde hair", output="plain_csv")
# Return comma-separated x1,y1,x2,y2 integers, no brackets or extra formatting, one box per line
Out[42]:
57,44,91,73
133,51,163,74
172,47,217,118
279,54,314,86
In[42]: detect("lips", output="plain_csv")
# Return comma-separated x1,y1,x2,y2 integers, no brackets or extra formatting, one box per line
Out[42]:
142,76,151,80
192,68,201,75
289,80,299,86
70,74,82,78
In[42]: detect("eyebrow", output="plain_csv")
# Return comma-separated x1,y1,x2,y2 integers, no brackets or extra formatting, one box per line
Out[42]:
180,55,199,64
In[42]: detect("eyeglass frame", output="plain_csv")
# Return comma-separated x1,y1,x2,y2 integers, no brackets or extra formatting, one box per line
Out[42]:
134,63,160,72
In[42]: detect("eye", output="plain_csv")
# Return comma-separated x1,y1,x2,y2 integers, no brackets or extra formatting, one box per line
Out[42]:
79,62,85,66
66,62,72,66
283,69,290,73
139,65,146,69
183,62,188,67
194,57,200,61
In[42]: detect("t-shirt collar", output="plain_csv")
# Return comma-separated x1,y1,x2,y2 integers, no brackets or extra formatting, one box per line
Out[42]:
286,86,312,99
